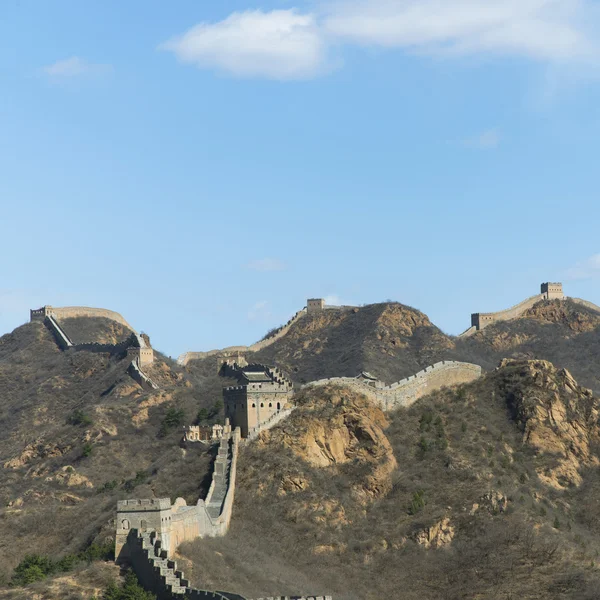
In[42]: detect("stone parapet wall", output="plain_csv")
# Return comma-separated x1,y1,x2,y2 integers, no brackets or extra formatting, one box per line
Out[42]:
247,309,307,353
570,297,600,314
116,426,241,562
308,361,482,411
46,306,133,329
470,294,544,332
45,315,74,349
177,309,308,366
245,408,294,441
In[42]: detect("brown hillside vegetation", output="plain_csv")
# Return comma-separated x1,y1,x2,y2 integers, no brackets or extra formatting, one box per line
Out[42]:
179,361,600,600
455,299,600,393
252,303,455,384
0,319,228,583
248,299,600,395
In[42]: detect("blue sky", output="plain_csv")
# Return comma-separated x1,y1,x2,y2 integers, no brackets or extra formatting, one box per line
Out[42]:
2,0,600,358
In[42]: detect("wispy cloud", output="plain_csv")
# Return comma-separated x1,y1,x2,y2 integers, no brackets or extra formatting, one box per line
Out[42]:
565,254,600,280
43,56,112,78
462,128,501,149
159,9,327,80
246,258,286,272
248,300,272,321
159,1,600,80
323,0,598,62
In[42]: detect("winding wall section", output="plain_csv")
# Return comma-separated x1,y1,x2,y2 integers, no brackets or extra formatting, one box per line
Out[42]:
307,361,482,411
178,309,307,366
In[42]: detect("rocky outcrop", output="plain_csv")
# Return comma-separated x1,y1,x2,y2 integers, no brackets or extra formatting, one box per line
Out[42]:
523,299,600,333
258,385,397,503
414,517,455,549
495,359,600,488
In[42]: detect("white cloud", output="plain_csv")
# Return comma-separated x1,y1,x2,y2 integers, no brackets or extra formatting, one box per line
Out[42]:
159,9,327,80
246,258,286,272
159,1,600,80
248,300,272,321
565,254,600,280
462,129,501,149
323,0,598,63
43,56,112,78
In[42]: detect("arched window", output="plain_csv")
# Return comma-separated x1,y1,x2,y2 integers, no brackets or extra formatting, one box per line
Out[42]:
252,403,256,408
260,403,264,408
122,519,130,530
269,403,272,408
140,519,148,532
277,402,281,410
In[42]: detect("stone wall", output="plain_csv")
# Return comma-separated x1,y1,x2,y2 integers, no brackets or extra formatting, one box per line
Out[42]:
222,364,294,437
307,361,482,411
570,297,600,314
45,315,74,349
44,306,133,329
464,283,567,334
177,309,307,367
470,294,544,332
32,306,156,388
116,425,241,563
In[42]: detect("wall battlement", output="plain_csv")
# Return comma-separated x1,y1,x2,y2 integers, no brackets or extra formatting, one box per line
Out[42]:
222,363,294,438
31,305,156,388
462,283,566,336
116,423,240,563
308,361,482,411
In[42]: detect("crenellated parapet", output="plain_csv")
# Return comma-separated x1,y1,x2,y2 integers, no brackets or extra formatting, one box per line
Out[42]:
116,422,241,564
31,305,156,388
308,361,482,411
461,283,565,336
221,363,294,438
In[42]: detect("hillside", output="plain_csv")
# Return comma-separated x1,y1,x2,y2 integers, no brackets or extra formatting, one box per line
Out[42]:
0,318,228,584
178,360,600,600
454,299,600,393
252,303,458,384
4,296,600,598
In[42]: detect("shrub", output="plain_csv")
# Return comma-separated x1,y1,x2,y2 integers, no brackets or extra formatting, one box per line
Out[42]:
11,541,115,587
102,571,156,600
82,443,94,458
159,408,185,436
124,471,149,492
408,490,426,515
98,480,119,493
68,409,93,427
11,554,54,586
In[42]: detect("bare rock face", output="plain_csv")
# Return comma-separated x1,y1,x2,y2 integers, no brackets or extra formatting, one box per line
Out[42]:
495,359,600,488
414,517,455,549
258,384,398,502
470,491,509,515
524,299,600,333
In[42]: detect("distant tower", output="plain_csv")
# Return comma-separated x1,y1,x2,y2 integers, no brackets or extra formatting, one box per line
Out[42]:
541,283,564,300
307,298,325,313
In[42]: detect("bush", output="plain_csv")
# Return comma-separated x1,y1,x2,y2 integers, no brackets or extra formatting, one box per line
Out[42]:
11,541,115,587
68,409,93,427
102,571,156,600
82,443,94,458
408,490,427,515
11,554,54,586
124,471,149,492
159,407,185,436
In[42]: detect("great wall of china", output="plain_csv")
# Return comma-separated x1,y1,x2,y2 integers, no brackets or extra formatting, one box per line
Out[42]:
307,361,482,410
30,305,158,390
25,284,600,599
459,282,600,337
